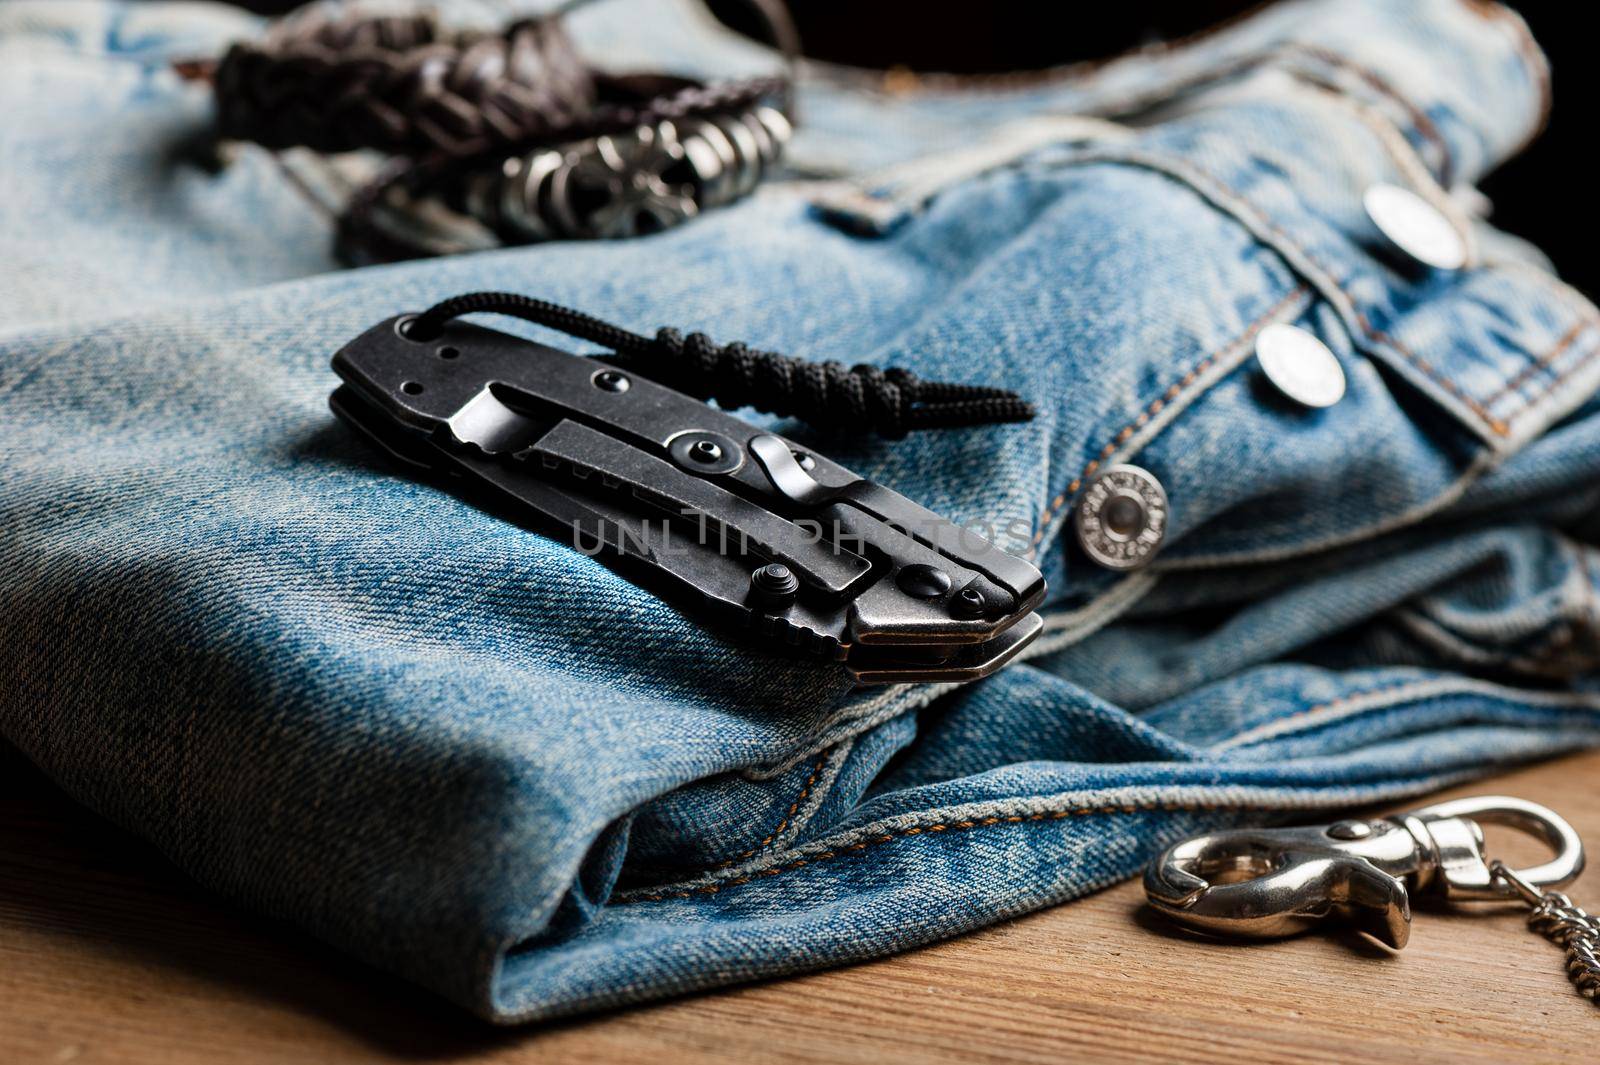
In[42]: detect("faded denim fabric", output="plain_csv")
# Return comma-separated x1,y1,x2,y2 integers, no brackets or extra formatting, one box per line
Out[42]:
3,0,1600,1023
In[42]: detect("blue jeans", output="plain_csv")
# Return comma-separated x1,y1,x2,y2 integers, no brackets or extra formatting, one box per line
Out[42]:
2,0,1597,1023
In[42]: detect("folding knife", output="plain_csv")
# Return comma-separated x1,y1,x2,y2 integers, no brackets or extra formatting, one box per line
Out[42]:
330,315,1046,683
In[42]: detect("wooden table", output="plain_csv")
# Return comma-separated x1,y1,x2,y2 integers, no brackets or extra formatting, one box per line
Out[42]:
3,745,1596,1064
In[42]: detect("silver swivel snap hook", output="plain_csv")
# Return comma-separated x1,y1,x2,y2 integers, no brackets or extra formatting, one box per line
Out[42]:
1143,795,1585,950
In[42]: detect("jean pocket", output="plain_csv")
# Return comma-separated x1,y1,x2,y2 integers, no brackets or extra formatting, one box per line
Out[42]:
805,62,1600,583
1044,82,1600,570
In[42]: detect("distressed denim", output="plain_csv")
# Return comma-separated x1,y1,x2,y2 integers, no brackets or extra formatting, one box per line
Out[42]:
3,0,1599,1023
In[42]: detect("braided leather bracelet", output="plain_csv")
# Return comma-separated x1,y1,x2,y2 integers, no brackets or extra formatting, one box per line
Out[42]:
207,13,597,158
181,1,799,262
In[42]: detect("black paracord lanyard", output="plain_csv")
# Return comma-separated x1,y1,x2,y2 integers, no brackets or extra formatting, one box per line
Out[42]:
405,292,1036,438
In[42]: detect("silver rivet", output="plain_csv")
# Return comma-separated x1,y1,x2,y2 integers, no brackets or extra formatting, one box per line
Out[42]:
1074,464,1168,571
1255,323,1346,409
1363,182,1466,271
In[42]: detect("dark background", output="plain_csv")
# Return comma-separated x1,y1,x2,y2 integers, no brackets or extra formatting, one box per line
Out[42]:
236,1,1595,296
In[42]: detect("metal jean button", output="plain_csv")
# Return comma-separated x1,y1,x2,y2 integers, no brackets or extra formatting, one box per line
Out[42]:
1363,182,1467,271
1074,464,1168,571
1255,323,1346,409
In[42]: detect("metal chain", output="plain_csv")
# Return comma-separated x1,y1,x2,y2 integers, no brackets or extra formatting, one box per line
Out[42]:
1491,860,1600,1004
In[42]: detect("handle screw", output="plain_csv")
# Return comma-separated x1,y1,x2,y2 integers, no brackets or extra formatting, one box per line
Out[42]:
750,563,799,609
689,439,724,463
951,586,987,618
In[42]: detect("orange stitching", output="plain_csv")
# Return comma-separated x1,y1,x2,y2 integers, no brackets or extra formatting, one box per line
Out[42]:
1509,341,1600,421
710,754,830,870
619,800,1252,904
1025,285,1308,556
1481,319,1589,410
1350,311,1509,435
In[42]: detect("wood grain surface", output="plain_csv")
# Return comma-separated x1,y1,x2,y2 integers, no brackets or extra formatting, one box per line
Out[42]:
2,745,1597,1065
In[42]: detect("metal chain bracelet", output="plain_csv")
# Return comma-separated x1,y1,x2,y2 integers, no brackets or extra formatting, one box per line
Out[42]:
181,0,800,263
457,102,792,242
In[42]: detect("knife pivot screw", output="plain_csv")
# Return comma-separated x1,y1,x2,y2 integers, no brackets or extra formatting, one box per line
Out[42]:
593,370,631,393
669,430,743,474
951,586,988,618
750,563,799,609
